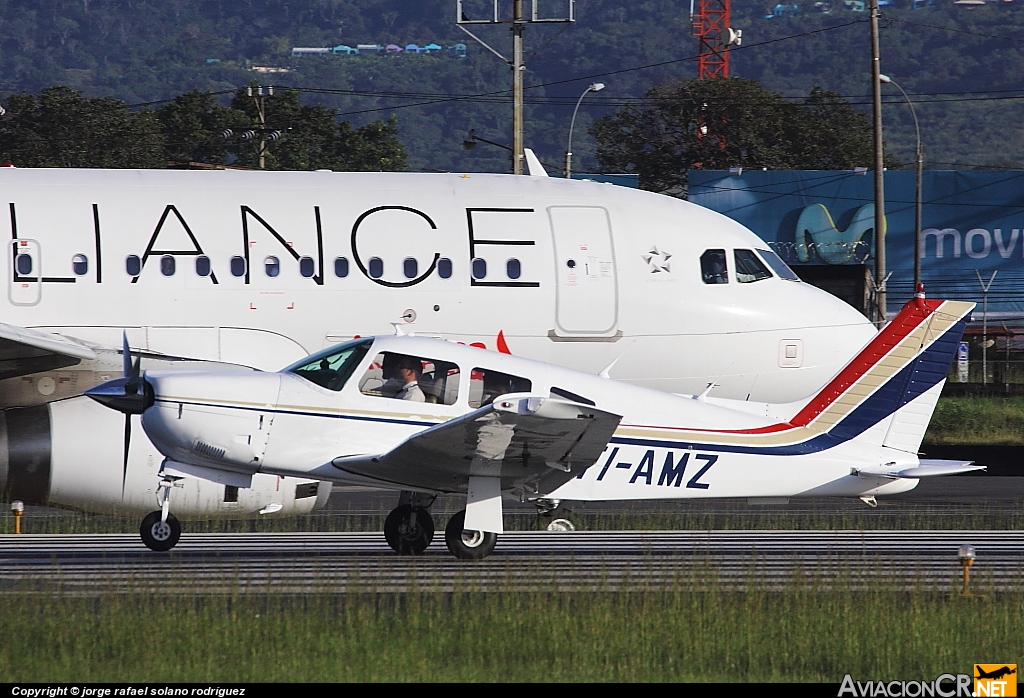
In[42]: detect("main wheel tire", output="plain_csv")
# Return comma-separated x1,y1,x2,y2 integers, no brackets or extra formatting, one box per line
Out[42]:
444,509,497,560
383,505,434,555
140,511,181,552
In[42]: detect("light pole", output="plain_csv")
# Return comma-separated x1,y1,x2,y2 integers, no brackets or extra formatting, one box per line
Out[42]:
879,74,923,292
565,82,605,179
869,0,886,325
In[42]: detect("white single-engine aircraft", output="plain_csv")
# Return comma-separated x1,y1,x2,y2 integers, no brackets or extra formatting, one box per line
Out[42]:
0,167,877,523
87,296,978,558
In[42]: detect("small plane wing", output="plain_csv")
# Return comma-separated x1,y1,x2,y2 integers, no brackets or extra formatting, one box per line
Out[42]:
332,394,622,496
0,322,97,379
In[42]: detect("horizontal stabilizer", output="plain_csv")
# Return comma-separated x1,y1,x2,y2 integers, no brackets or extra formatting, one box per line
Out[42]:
853,460,984,479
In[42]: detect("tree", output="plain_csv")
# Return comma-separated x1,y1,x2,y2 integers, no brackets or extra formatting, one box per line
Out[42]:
156,90,249,165
0,86,164,168
591,78,900,194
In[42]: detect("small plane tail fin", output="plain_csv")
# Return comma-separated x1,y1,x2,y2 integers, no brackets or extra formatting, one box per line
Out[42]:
786,298,973,450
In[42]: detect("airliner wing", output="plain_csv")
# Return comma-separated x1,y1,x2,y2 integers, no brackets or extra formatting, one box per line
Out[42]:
0,322,97,379
331,394,622,495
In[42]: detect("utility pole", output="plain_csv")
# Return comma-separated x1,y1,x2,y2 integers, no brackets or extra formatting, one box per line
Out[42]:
457,1,574,174
869,0,886,325
249,85,274,170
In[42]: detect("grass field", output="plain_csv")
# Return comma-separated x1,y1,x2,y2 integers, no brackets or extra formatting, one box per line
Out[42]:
0,588,1019,682
924,396,1024,446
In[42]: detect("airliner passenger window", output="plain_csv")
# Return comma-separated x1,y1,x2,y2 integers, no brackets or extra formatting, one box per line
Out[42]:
334,257,349,278
359,352,460,405
299,256,315,278
472,258,487,280
437,258,452,279
757,248,800,281
16,254,32,276
72,254,88,276
734,249,772,283
160,255,176,277
265,256,280,277
506,258,521,280
230,256,246,277
468,368,532,408
126,255,141,277
700,249,728,284
403,257,418,279
195,256,211,277
368,257,383,278
286,339,372,392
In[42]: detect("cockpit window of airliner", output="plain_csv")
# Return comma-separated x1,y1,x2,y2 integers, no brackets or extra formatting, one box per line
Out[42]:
700,249,728,284
757,248,801,281
734,249,772,283
285,339,372,392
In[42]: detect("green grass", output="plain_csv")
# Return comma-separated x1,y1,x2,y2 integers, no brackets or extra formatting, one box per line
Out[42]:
924,396,1024,446
0,589,1020,682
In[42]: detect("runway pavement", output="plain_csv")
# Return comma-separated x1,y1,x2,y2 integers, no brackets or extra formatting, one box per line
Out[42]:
1,530,1022,593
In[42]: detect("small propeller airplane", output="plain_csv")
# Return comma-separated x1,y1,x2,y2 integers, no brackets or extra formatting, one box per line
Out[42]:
87,295,981,559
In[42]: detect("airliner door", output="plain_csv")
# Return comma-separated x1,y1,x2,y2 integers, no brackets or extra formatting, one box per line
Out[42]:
8,239,41,306
548,206,618,336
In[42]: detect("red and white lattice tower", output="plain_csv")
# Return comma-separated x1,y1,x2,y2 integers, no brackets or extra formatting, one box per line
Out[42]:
691,0,732,79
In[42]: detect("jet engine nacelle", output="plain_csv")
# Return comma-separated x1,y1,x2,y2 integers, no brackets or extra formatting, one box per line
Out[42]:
0,396,331,516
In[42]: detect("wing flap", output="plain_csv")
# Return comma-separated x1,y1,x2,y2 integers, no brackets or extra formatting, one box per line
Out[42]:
332,394,622,495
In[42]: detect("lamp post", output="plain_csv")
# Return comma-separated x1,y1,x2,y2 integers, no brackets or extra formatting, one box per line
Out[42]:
879,74,923,292
565,82,605,179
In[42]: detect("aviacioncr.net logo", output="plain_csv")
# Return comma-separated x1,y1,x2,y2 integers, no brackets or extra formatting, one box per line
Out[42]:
838,674,973,697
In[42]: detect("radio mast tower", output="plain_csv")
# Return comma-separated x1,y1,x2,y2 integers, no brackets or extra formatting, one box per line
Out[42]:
690,0,741,79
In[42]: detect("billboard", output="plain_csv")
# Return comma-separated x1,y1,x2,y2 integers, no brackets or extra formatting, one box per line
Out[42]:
688,170,1024,318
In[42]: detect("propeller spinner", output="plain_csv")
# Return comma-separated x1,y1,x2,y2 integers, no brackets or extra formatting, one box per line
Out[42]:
85,332,154,415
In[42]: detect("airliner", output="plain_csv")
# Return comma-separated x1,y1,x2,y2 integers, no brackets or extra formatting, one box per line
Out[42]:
87,296,976,556
0,166,876,521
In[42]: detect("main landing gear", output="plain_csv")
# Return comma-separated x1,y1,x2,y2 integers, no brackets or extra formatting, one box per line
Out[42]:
383,492,497,560
139,471,183,552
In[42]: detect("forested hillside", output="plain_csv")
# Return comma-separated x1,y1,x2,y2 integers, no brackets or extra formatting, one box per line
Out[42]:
0,0,1021,172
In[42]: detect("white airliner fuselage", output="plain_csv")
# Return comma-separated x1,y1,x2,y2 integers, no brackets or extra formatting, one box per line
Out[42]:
0,168,875,520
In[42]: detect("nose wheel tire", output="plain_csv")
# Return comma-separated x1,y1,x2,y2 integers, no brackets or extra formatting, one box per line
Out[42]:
444,509,497,560
383,504,434,555
140,511,181,552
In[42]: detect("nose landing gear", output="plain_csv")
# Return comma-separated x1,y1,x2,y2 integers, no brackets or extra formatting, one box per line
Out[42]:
139,470,184,552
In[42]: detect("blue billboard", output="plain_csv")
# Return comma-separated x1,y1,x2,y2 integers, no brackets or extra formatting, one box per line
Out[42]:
688,170,1024,318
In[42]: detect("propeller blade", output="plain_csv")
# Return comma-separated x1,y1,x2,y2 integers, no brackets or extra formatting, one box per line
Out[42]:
127,355,142,394
122,331,131,379
122,414,131,497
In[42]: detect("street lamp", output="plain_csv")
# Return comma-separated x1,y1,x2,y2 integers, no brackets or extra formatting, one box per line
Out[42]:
565,82,605,179
879,74,923,292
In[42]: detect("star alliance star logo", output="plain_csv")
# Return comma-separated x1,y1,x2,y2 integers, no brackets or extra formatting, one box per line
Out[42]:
643,246,672,273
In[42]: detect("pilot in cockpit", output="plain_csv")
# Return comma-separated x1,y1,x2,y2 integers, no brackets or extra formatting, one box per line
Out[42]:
379,354,426,402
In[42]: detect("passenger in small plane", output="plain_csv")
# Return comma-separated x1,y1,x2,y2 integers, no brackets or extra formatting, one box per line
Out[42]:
380,354,426,402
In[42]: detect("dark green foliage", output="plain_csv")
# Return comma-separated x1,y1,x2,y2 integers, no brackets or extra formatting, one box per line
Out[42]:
156,89,248,164
591,78,900,193
0,86,164,167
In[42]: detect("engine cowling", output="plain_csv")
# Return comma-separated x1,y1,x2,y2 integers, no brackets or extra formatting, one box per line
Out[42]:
0,396,331,517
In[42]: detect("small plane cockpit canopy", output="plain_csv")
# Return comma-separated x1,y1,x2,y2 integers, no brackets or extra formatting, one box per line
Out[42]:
359,352,461,405
285,338,372,391
469,368,532,408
